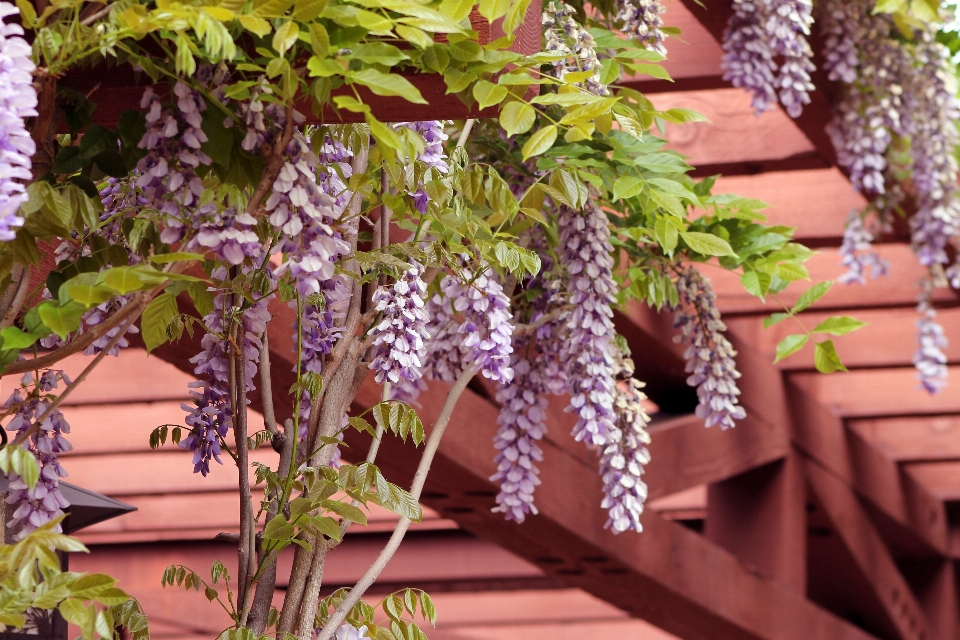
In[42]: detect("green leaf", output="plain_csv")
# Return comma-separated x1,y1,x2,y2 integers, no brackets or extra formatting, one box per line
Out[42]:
0,445,40,489
812,316,868,336
310,515,342,541
813,339,848,373
680,232,736,257
777,262,809,282
478,0,510,21
326,500,367,524
66,283,114,306
102,267,145,294
763,312,791,329
648,189,685,218
141,292,179,353
38,301,84,339
0,326,44,349
740,270,771,299
499,102,535,136
263,514,296,540
70,573,117,600
238,14,272,36
521,125,557,160
472,80,507,110
774,334,809,363
791,281,833,314
612,175,644,201
150,252,205,264
660,107,709,123
351,42,409,65
350,68,427,103
272,21,300,55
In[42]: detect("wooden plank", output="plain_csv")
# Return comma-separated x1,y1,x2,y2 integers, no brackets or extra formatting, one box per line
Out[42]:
790,368,960,418
708,244,959,316
727,308,960,371
675,0,838,167
691,151,830,178
645,88,815,168
646,413,788,501
805,457,929,640
58,401,209,455
900,560,960,640
903,462,960,502
713,169,864,242
848,416,960,462
74,491,453,545
784,377,948,557
726,332,950,557
53,349,194,405
705,454,806,591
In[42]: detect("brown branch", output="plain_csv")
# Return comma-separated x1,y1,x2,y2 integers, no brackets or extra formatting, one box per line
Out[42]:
247,106,297,217
259,332,279,437
0,265,31,330
314,365,480,640
11,311,140,448
31,74,58,179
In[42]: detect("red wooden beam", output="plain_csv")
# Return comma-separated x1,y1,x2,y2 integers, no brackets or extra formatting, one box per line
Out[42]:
805,457,929,640
848,416,960,463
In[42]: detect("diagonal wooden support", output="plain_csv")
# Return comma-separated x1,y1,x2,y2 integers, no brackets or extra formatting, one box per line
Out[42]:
805,457,929,640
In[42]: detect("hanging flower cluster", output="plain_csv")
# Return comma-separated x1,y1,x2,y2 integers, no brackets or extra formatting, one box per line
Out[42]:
0,2,36,241
557,206,618,447
394,121,449,213
671,267,746,429
182,266,272,475
600,348,652,533
722,0,815,116
369,261,430,386
3,371,72,539
542,0,609,96
837,210,890,285
914,285,949,394
616,0,667,55
444,269,515,383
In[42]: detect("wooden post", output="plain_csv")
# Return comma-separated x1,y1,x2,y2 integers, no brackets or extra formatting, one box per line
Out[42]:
900,560,960,640
705,452,807,592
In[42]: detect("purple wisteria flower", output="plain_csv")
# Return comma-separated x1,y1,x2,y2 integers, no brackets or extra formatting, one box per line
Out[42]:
4,371,72,540
182,266,272,475
444,269,515,383
722,0,777,114
914,287,948,394
137,84,212,243
0,2,37,242
671,267,746,429
542,0,609,96
491,232,565,522
903,37,960,270
393,121,449,214
267,129,348,297
766,0,815,117
195,208,261,265
491,356,548,522
600,349,652,533
422,278,469,384
557,206,618,446
837,210,889,285
369,261,430,386
617,0,667,55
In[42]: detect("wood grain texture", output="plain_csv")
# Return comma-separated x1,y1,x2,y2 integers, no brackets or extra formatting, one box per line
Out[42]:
727,307,960,371
646,88,815,167
790,367,960,418
848,416,960,462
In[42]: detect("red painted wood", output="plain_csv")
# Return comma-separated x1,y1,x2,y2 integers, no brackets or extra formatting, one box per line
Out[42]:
705,453,806,592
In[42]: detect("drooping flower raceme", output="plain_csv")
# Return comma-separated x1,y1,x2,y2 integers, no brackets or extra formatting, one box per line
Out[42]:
599,349,652,533
182,267,272,475
722,0,778,114
491,355,548,523
491,232,565,522
369,262,430,386
903,37,960,270
3,371,73,540
616,0,667,55
557,206,618,447
837,210,889,285
422,280,467,384
542,0,609,96
766,0,815,117
0,2,37,241
671,267,746,429
914,286,948,394
393,121,449,214
442,269,515,383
